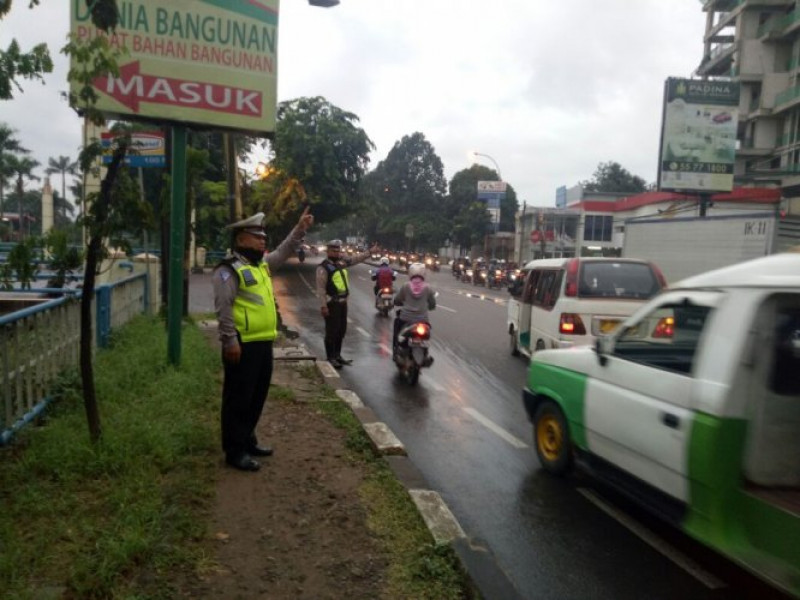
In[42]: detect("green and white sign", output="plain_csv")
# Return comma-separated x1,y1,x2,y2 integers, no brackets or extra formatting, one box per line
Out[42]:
658,78,739,193
70,0,279,134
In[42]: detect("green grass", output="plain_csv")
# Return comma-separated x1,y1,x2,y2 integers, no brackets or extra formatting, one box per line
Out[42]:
0,315,220,600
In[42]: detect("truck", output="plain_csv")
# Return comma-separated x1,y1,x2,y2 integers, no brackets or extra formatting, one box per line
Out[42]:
622,211,778,284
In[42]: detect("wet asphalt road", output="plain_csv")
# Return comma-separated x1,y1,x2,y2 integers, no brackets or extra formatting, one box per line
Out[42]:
190,258,789,600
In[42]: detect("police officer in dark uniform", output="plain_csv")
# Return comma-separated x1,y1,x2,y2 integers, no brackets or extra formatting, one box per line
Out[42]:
213,208,313,472
316,239,379,368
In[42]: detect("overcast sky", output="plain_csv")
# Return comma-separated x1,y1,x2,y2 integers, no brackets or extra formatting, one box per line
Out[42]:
1,1,705,206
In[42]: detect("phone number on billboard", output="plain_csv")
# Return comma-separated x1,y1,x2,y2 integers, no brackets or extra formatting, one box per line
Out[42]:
665,162,732,174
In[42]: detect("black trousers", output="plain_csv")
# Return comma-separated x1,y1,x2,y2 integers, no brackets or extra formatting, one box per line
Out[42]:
324,300,348,359
221,340,273,458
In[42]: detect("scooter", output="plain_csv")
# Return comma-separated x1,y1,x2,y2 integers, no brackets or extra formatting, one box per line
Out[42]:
375,286,394,317
394,320,434,385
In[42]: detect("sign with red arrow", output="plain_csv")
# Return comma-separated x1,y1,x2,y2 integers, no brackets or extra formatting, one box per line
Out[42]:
93,62,262,117
70,0,278,134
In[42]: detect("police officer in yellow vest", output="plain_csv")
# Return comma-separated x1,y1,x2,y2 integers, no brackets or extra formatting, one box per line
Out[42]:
316,239,379,369
213,208,313,472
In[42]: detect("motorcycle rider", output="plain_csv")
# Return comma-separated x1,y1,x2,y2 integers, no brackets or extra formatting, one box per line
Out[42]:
372,256,396,298
392,262,436,359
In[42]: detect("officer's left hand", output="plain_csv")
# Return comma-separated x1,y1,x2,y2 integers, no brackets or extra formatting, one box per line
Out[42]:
297,206,314,232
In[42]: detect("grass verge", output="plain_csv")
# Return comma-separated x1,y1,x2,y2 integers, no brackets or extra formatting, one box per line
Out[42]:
0,315,220,600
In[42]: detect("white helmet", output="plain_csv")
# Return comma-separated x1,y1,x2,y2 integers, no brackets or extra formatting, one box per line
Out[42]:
380,256,390,265
408,262,426,280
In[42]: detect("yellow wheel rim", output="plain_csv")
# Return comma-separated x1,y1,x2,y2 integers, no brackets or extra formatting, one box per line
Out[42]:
536,414,563,462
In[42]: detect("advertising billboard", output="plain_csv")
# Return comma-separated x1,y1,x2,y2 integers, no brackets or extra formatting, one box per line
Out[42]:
477,180,506,229
658,78,739,193
70,0,279,135
101,131,166,168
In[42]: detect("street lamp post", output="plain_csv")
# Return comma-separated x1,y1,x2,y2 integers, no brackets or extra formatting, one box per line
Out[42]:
471,151,502,179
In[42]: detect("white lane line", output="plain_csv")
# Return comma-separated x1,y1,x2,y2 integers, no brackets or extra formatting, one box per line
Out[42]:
437,304,457,313
297,272,315,293
462,407,528,449
426,379,446,393
356,326,371,338
577,488,726,590
378,343,392,354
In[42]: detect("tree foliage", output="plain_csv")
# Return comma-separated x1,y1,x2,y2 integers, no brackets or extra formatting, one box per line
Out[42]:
271,96,374,225
581,161,647,194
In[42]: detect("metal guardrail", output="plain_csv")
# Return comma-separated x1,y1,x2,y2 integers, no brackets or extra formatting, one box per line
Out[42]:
0,273,148,444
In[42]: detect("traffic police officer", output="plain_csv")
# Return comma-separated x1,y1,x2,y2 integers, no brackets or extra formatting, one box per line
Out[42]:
316,239,379,368
213,208,313,471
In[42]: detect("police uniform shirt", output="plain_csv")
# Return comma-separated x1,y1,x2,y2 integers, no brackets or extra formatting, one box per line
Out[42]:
315,249,372,308
213,225,305,348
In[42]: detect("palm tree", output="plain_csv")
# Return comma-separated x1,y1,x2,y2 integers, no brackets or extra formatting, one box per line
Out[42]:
45,155,77,218
0,123,30,219
6,154,40,239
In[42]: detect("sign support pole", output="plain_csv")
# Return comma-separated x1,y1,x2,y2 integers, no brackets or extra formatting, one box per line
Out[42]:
167,124,187,365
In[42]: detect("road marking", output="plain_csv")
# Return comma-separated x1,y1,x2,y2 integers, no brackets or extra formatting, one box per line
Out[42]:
577,488,726,590
356,326,371,338
297,272,315,293
462,407,528,448
426,379,446,393
437,304,457,313
378,343,392,354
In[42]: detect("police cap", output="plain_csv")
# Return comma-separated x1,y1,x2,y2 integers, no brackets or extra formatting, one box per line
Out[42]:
326,239,343,248
227,213,266,239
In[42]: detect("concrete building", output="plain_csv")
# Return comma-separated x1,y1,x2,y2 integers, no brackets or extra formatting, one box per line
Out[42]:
696,0,800,200
514,187,789,264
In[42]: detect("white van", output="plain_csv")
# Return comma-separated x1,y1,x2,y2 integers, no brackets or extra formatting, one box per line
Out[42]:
507,257,666,357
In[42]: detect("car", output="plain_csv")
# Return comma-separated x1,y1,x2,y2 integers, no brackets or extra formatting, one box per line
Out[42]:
507,257,667,357
521,253,800,599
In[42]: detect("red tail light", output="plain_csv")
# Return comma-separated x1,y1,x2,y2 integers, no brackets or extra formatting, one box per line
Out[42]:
414,323,429,337
652,316,674,338
559,313,586,335
381,287,392,293
565,258,580,297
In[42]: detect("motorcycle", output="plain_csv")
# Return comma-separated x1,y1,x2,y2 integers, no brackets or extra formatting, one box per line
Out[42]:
486,268,506,289
375,286,394,317
394,320,434,384
297,247,306,263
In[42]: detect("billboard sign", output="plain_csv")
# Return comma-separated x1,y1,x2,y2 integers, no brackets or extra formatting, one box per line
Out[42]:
658,78,739,192
70,0,279,135
101,131,166,167
477,181,506,230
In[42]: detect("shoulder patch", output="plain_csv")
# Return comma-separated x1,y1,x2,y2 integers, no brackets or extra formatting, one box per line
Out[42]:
218,269,232,282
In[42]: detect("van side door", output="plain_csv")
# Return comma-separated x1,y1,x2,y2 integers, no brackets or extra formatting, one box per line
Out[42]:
586,291,720,506
516,269,539,351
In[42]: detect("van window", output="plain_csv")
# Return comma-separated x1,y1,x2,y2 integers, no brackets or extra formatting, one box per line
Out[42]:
612,300,713,374
534,270,562,310
770,306,800,395
578,262,661,300
522,270,539,303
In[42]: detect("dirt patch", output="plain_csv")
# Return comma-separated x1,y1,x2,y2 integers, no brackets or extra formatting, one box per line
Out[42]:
179,329,389,599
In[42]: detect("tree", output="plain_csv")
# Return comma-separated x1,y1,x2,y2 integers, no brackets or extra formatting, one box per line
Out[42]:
365,132,448,250
43,228,83,289
6,154,40,238
45,155,78,216
0,123,29,220
272,96,374,226
581,161,647,194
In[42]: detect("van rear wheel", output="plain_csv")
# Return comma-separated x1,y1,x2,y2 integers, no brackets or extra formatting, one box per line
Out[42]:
533,400,572,475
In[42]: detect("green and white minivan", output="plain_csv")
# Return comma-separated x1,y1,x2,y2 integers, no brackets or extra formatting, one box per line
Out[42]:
523,253,800,598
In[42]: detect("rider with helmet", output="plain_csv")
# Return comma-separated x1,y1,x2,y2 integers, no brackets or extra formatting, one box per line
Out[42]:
372,256,396,296
392,262,436,354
